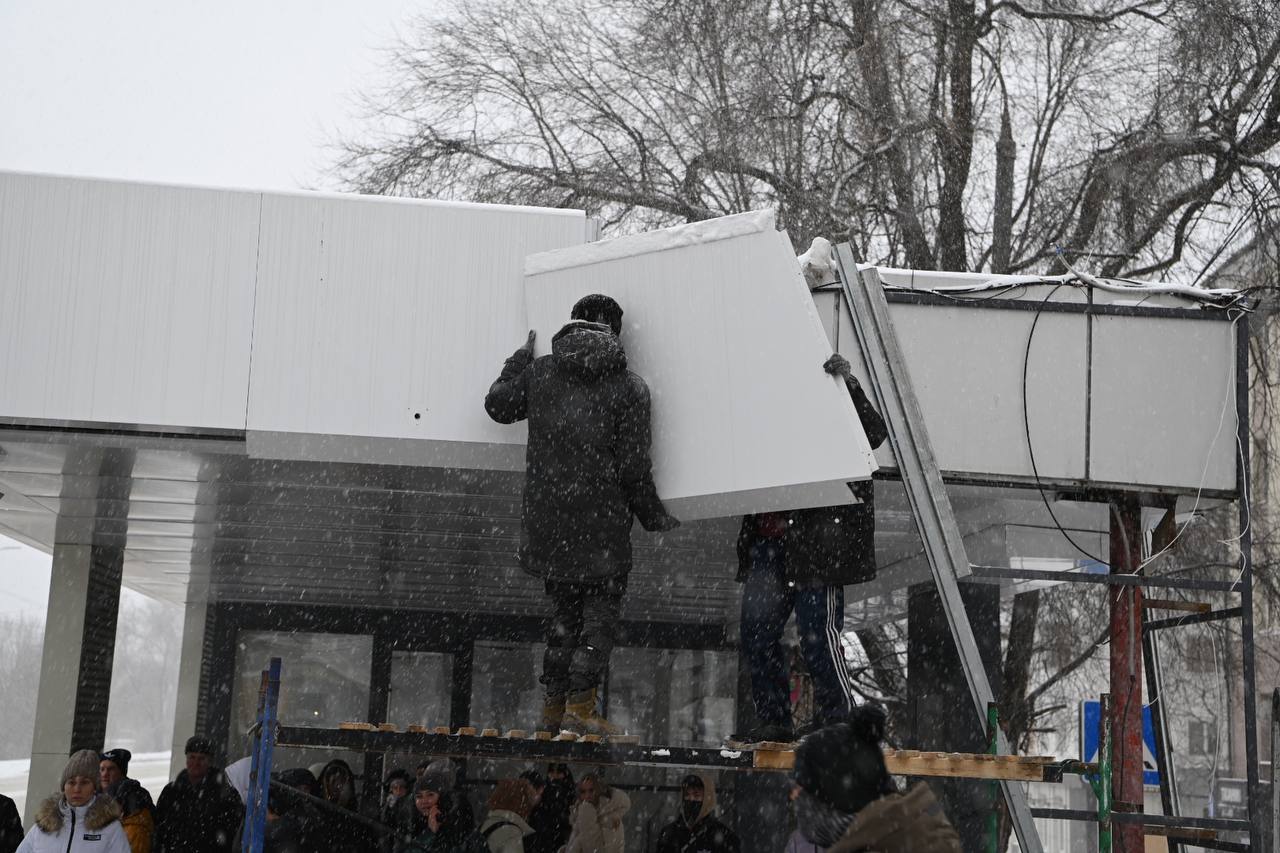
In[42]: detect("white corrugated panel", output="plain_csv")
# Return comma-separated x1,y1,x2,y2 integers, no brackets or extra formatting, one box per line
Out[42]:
245,192,589,468
522,210,878,521
0,172,260,430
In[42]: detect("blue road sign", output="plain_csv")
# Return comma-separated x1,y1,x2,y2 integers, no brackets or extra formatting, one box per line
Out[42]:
1081,700,1160,786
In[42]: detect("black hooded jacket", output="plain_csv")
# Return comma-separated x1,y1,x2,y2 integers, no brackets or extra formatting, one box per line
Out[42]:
737,375,889,586
485,321,670,583
0,793,22,853
155,768,243,853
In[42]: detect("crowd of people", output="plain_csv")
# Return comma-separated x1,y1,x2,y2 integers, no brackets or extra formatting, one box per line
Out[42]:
2,705,958,853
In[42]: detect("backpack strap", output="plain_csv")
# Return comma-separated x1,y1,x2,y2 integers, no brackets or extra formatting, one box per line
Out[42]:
483,820,516,839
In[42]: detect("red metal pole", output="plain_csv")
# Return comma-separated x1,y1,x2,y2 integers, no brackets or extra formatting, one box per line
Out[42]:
1109,496,1145,853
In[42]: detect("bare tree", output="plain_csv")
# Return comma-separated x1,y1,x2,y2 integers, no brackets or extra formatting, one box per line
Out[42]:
337,0,1280,277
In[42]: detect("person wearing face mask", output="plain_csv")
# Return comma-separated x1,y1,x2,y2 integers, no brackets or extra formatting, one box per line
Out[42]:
16,749,131,853
654,774,739,853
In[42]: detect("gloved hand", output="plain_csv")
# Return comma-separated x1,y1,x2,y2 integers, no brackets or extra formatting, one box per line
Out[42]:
519,330,536,357
650,514,681,532
823,353,853,379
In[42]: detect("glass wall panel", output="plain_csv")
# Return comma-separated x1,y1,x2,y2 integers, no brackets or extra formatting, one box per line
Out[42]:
608,648,737,745
470,641,542,732
383,650,454,778
229,630,372,771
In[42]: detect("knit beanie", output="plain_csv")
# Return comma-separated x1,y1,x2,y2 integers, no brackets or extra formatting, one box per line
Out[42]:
413,771,450,797
793,706,892,814
570,294,624,336
61,749,102,790
101,748,131,776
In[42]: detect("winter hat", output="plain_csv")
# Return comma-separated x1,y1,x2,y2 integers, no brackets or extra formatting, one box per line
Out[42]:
62,749,102,790
184,736,213,756
570,294,624,336
277,768,318,794
487,778,535,819
100,748,131,776
413,771,450,797
384,768,413,793
793,706,892,814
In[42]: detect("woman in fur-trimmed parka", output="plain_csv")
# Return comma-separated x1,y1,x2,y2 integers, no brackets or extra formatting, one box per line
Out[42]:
17,750,131,853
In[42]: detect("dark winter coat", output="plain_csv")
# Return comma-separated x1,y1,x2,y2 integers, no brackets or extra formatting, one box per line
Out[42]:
107,778,155,853
314,760,378,853
737,375,889,586
654,773,739,853
0,794,23,853
485,321,670,583
522,779,573,853
393,795,485,853
154,769,244,853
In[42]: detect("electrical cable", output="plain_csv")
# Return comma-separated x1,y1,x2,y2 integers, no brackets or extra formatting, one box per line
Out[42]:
1022,283,1108,566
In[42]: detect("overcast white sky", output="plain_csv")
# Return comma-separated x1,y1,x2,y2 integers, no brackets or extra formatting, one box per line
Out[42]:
0,0,432,620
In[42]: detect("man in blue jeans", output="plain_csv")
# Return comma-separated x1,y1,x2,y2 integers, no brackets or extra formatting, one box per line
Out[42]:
731,353,889,744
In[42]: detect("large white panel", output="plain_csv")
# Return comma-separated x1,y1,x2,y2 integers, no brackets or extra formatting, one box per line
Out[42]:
840,300,1089,481
246,193,588,467
0,172,260,429
1089,315,1237,492
523,210,878,521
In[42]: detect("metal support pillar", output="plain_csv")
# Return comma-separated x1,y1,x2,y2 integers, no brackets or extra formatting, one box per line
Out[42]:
364,633,393,804
1108,496,1144,853
1236,315,1264,848
835,249,1043,853
1144,509,1181,853
1271,688,1278,852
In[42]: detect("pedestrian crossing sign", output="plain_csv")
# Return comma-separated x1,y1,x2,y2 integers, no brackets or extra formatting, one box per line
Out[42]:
1080,700,1161,786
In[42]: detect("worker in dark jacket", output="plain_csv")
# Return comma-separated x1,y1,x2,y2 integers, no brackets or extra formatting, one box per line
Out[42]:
654,774,739,853
486,294,679,736
0,793,22,853
154,738,244,853
733,353,889,744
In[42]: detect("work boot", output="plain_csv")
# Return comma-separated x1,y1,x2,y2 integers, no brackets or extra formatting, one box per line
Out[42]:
727,722,796,746
541,695,566,733
562,688,623,737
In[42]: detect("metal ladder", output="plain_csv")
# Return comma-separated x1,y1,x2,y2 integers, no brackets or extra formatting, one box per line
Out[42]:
834,247,1045,853
240,657,282,853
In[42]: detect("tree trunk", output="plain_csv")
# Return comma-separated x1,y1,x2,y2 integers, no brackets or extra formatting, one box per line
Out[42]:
997,589,1042,851
849,0,935,270
991,100,1016,274
937,0,977,271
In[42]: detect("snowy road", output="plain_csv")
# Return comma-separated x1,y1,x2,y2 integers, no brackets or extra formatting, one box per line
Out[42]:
0,752,172,820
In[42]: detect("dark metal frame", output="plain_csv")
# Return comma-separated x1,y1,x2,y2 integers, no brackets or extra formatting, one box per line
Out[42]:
196,599,736,797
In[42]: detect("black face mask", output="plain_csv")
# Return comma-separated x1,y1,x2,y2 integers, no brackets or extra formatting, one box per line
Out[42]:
682,800,702,825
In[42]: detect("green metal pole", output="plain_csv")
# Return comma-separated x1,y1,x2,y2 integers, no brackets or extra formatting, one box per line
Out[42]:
987,702,1000,853
1099,693,1113,853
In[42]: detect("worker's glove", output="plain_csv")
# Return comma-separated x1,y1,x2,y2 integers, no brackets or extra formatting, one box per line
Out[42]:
519,330,536,357
823,353,853,379
650,513,681,532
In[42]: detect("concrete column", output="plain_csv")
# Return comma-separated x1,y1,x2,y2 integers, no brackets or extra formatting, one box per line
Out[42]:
24,540,123,824
168,596,209,781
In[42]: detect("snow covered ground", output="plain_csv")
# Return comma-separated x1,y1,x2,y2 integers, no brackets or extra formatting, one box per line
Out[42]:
0,751,172,818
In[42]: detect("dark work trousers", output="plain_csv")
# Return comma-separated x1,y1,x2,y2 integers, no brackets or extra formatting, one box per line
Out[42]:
542,576,626,695
741,540,857,727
